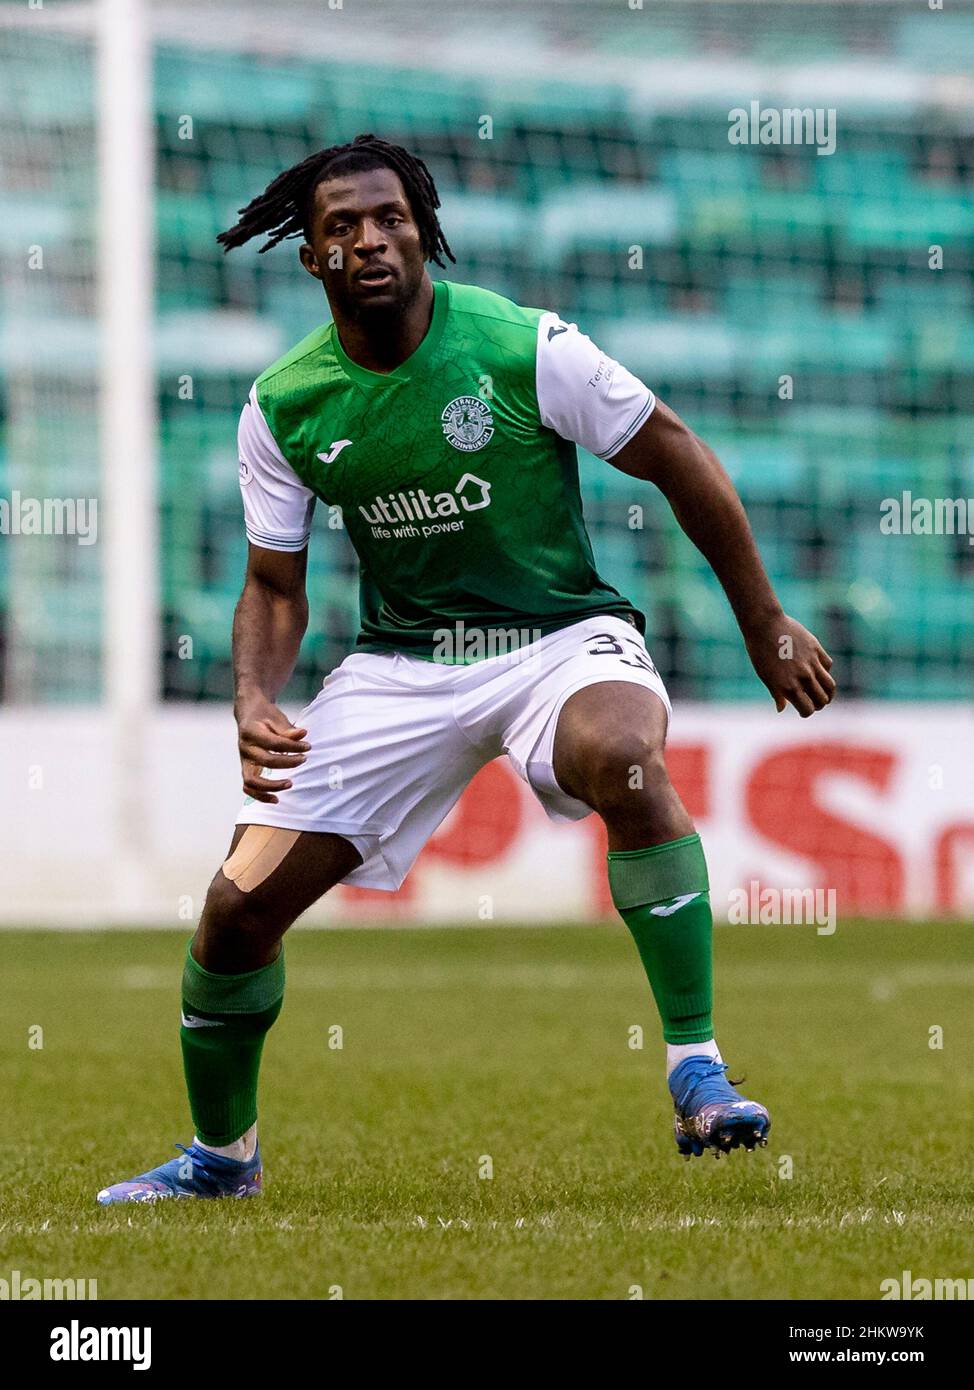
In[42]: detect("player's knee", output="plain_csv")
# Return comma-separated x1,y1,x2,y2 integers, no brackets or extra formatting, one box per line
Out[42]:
582,734,669,811
202,865,286,936
202,868,249,930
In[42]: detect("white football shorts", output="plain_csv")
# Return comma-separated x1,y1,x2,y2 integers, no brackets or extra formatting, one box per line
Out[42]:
237,613,671,891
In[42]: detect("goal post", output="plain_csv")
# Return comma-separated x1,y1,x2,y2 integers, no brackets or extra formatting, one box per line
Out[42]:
97,0,158,918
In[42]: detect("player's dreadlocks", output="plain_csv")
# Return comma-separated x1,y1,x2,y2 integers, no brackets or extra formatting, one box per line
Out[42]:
216,134,455,265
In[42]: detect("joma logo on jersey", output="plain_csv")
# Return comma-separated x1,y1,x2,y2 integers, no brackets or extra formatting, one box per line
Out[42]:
317,439,353,465
358,473,491,527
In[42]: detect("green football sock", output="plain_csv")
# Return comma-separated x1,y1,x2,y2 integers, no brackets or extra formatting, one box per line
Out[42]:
180,947,285,1147
607,833,714,1044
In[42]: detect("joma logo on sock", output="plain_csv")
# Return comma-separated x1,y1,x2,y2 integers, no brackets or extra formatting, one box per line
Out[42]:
650,892,702,917
50,1321,150,1371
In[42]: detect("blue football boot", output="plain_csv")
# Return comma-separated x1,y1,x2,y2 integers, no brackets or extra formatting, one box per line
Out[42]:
96,1141,262,1204
669,1056,770,1159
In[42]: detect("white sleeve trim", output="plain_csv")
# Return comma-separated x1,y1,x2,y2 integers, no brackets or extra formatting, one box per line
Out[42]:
238,385,315,552
536,311,656,459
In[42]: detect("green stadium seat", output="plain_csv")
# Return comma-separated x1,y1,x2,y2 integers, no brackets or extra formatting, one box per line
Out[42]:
686,191,831,250
320,64,478,133
168,590,236,670
0,195,76,252
814,149,910,197
658,150,762,193
750,32,847,63
259,279,330,342
850,583,974,681
883,671,970,699
874,273,972,320
601,24,693,59
739,314,898,375
748,192,833,247
589,532,641,596
843,191,973,250
716,439,807,498
747,528,808,585
896,14,974,69
723,272,823,321
156,312,283,374
904,321,974,372
596,315,738,382
0,37,93,125
154,51,316,121
535,185,677,262
438,194,528,251
156,192,237,254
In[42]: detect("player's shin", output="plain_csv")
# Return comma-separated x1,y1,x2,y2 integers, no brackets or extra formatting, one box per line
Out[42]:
607,832,721,1072
179,946,285,1155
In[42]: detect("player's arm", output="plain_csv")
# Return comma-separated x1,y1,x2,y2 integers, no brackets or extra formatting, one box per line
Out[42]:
233,387,317,802
609,402,835,717
232,544,311,804
535,314,834,717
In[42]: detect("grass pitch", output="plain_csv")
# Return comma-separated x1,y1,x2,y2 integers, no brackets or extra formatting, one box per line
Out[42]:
2,920,971,1300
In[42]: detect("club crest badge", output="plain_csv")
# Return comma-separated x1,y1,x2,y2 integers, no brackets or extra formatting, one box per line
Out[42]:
441,395,494,452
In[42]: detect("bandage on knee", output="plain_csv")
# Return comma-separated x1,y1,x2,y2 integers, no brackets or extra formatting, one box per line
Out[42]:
223,826,300,893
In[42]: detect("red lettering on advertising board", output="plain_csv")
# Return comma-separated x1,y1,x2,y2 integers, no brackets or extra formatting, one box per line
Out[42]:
934,822,974,914
746,744,903,911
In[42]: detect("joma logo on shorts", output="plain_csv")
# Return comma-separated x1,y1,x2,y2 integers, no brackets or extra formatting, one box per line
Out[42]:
358,474,491,527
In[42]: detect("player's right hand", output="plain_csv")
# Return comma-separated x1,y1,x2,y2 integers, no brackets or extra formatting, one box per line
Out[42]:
743,612,835,718
235,694,310,804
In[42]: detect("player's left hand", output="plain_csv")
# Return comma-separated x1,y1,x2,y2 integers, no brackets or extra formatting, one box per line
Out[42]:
744,613,835,717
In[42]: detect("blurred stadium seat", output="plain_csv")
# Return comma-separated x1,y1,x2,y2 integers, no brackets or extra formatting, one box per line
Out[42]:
1,1,972,706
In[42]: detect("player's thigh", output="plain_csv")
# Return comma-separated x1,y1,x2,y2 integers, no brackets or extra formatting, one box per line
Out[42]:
221,822,362,912
197,825,362,965
551,679,671,807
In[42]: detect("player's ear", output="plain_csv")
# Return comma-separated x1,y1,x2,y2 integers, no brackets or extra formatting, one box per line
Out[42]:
299,242,322,280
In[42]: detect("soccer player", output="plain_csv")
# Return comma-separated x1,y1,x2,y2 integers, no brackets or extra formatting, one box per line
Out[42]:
98,136,834,1203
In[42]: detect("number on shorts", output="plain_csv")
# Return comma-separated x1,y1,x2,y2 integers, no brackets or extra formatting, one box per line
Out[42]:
586,632,625,656
585,632,658,675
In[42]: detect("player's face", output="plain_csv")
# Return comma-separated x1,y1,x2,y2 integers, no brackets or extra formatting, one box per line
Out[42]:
300,167,427,317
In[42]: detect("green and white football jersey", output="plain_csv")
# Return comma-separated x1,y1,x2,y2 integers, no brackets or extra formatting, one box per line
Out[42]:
238,279,655,660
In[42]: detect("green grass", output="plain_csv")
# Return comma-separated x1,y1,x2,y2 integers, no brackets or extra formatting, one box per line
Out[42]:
1,921,972,1300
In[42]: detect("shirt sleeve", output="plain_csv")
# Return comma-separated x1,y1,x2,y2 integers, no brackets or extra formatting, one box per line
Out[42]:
237,385,315,552
535,312,656,459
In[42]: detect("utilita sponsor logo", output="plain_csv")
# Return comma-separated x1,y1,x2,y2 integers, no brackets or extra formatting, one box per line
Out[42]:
359,473,491,540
